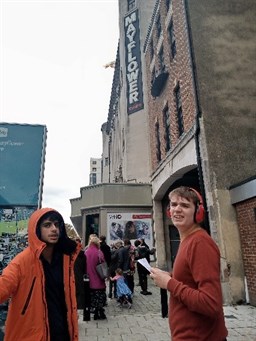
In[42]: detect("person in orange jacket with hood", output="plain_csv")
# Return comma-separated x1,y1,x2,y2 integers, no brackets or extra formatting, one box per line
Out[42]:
0,207,81,341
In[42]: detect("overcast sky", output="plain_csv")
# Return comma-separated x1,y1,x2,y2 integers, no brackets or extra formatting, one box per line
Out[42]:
0,0,119,224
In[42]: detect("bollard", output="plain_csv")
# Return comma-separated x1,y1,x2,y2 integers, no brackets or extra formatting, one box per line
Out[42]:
83,274,91,321
160,288,168,318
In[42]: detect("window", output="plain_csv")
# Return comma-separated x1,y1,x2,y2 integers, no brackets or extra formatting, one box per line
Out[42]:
168,20,176,59
155,121,162,162
150,38,154,61
159,46,165,71
89,173,97,185
156,15,162,39
166,0,172,12
92,167,97,172
163,105,171,152
92,161,97,165
174,85,184,136
151,66,155,83
104,157,109,166
128,0,135,11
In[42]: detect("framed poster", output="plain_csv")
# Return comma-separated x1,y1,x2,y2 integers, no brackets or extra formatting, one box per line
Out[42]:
107,212,152,248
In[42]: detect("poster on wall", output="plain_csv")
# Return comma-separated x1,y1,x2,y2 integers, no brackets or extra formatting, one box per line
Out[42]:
107,212,152,248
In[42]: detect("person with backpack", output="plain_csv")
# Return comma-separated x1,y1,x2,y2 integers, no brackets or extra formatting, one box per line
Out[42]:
123,239,135,294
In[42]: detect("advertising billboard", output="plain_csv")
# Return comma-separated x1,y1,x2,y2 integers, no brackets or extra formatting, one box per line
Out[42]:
0,123,47,207
107,212,153,248
0,206,36,236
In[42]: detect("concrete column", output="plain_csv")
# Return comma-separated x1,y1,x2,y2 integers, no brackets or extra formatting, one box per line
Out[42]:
153,199,168,270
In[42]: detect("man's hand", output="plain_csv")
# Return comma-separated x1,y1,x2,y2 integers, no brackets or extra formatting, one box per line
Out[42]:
150,267,172,289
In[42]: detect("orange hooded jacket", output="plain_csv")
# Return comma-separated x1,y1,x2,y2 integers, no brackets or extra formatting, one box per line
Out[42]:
0,208,80,341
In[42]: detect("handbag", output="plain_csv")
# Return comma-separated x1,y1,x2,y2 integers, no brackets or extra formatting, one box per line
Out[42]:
96,254,108,280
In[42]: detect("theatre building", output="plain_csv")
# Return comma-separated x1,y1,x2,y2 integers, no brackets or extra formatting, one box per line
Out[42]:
70,0,256,305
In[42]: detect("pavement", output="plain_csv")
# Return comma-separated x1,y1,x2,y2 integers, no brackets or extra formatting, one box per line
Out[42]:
0,276,255,341
78,277,256,341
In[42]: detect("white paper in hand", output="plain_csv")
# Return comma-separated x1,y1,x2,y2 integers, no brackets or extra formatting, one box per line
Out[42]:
138,258,151,272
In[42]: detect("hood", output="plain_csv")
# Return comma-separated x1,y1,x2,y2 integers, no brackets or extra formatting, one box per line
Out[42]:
28,207,76,258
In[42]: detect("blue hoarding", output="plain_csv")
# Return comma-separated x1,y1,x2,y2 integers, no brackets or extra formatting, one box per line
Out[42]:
0,123,47,206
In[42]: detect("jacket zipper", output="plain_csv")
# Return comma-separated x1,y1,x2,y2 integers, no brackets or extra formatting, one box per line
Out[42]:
21,277,36,315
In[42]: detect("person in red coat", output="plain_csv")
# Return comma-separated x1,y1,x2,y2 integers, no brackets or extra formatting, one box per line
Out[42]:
150,186,228,341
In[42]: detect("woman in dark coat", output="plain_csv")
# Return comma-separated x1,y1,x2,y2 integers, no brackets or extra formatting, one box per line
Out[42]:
74,239,86,309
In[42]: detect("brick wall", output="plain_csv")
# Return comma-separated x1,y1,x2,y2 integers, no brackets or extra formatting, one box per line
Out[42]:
145,0,197,171
235,197,256,306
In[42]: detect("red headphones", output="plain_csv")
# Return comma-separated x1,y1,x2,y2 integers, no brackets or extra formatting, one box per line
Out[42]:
189,188,205,223
167,187,205,223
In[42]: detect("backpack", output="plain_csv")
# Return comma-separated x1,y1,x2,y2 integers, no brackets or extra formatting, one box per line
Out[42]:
129,246,136,271
138,246,149,259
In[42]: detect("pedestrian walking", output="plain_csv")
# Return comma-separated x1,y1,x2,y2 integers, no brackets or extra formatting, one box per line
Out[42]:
85,236,107,320
0,208,80,341
150,186,228,341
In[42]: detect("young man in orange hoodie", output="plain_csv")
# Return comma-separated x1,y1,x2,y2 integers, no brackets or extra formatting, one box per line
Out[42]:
0,208,80,341
150,186,228,341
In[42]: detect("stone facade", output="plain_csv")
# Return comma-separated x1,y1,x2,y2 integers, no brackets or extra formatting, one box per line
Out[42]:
70,0,256,306
142,0,256,304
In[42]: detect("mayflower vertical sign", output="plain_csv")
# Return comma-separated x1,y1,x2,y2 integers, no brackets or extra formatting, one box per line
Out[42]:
124,9,144,114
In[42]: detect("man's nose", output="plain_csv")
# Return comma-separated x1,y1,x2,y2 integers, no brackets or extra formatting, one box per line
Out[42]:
174,204,182,211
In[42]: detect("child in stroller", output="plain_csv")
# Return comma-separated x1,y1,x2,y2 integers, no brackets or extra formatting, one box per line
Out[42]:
110,268,132,308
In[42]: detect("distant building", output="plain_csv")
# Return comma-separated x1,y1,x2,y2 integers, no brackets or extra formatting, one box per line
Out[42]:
89,158,102,185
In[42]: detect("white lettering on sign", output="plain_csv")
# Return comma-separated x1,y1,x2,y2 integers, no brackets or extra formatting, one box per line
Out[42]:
124,10,142,108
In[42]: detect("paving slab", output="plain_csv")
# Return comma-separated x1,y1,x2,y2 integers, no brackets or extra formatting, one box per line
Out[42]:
78,277,256,341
